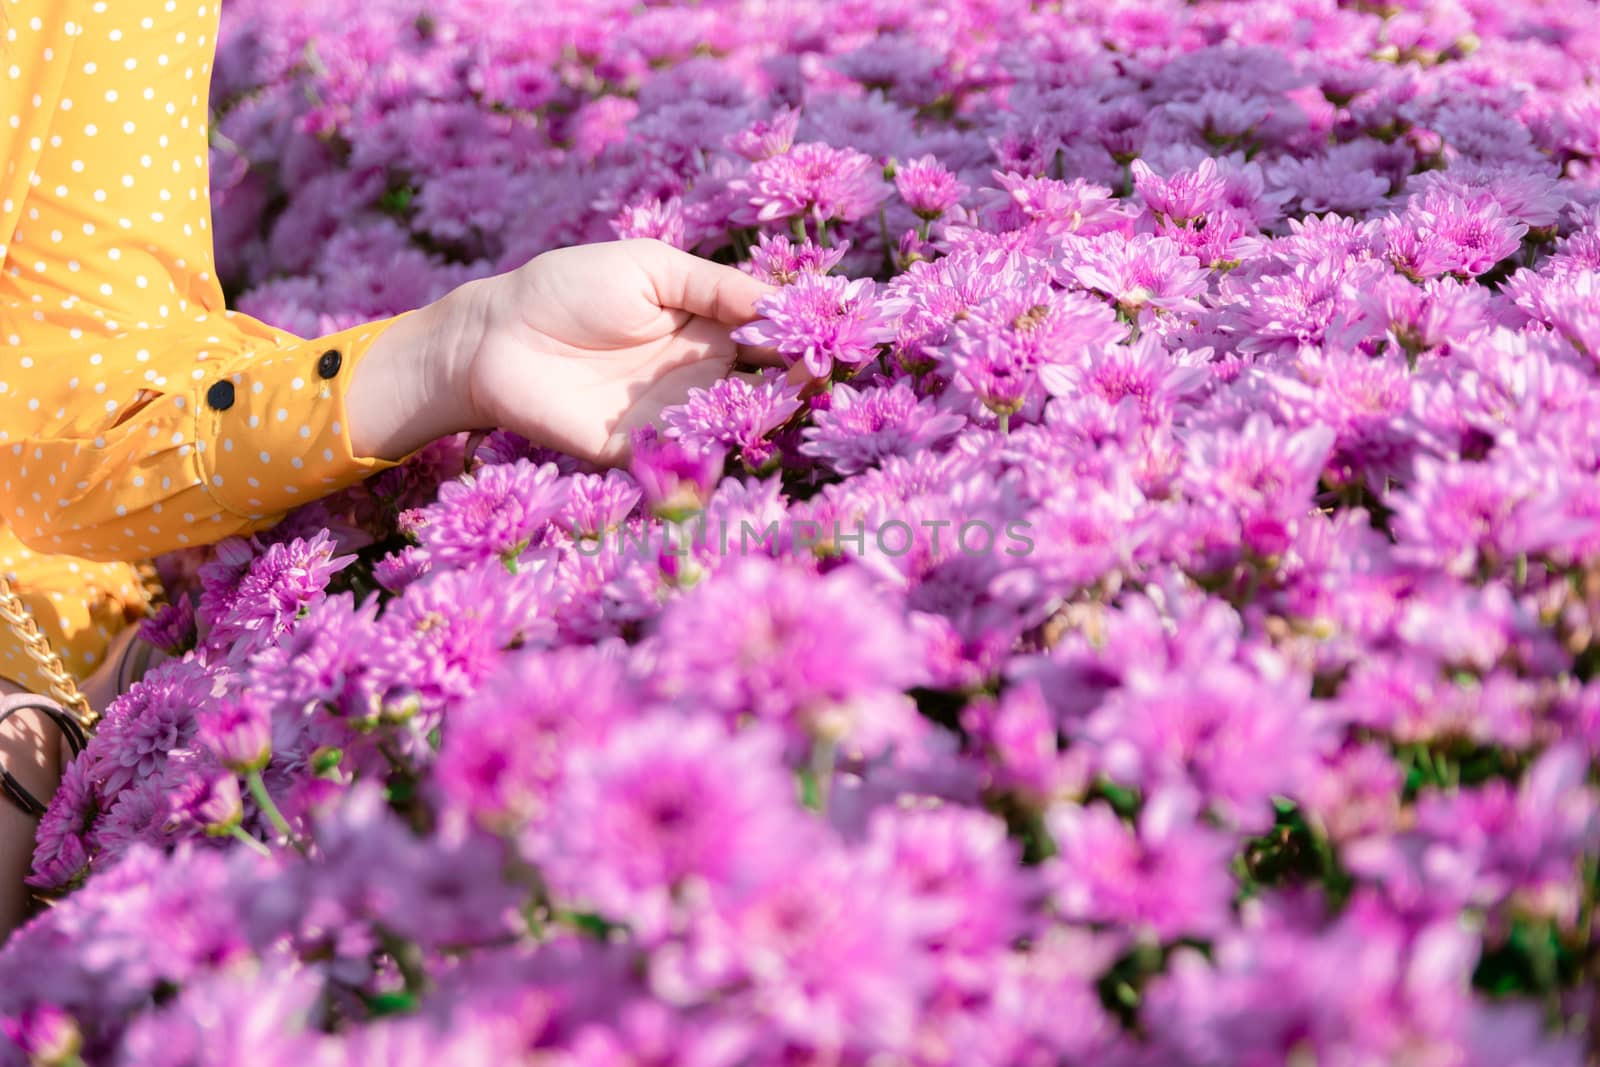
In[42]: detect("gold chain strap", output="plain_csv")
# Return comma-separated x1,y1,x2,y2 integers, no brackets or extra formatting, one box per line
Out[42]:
0,562,166,732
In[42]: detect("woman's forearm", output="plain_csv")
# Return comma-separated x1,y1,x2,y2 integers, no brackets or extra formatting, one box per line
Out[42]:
0,680,61,934
346,281,492,463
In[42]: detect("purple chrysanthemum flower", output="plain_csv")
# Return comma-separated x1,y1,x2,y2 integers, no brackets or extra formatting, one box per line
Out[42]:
683,847,924,1052
244,590,384,724
1355,273,1491,358
960,679,1085,806
196,694,272,774
1268,151,1391,217
194,535,260,633
163,768,244,837
435,645,634,832
1039,334,1210,423
552,470,642,541
203,530,356,662
976,172,1135,243
863,805,1039,958
609,195,692,249
1,1007,83,1066
1082,658,1328,833
95,771,188,859
799,381,966,474
1179,414,1335,558
1383,188,1529,279
944,280,1128,421
27,758,97,892
116,962,326,1067
648,557,925,756
1224,258,1378,355
84,665,218,801
1046,790,1236,941
372,544,433,594
661,373,804,475
367,561,557,721
732,273,905,379
137,595,198,657
412,459,569,569
1386,450,1593,578
525,713,802,940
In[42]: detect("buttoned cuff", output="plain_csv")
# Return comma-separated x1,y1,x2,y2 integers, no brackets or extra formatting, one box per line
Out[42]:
190,312,419,522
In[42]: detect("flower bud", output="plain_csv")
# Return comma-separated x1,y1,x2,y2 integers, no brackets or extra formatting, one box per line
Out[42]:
165,771,243,837
197,697,272,774
1,1006,82,1067
628,428,726,523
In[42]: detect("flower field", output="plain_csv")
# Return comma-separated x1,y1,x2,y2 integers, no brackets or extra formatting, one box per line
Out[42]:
7,0,1600,1061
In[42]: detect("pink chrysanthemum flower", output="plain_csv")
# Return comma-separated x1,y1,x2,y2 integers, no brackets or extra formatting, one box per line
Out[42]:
1386,450,1592,578
1383,188,1528,279
1039,335,1210,423
412,459,569,569
1179,413,1335,558
552,470,642,542
893,155,969,219
732,141,890,227
1065,233,1210,318
1131,156,1227,224
628,427,727,521
725,106,801,162
732,272,906,378
746,232,849,286
205,531,357,661
609,196,691,249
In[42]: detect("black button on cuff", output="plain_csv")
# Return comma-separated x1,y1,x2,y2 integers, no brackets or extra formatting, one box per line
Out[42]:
205,380,235,411
317,348,343,379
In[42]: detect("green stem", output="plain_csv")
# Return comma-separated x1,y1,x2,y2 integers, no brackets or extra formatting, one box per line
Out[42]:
880,203,894,274
247,770,302,853
789,215,808,243
228,825,272,858
380,930,429,997
809,737,837,817
998,412,1011,435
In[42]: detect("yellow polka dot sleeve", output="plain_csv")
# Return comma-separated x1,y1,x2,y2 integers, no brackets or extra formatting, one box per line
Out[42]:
3,311,419,561
1,0,420,563
0,0,424,687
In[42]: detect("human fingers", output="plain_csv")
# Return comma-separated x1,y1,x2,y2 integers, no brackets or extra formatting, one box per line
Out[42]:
632,238,776,327
595,356,731,466
734,340,785,368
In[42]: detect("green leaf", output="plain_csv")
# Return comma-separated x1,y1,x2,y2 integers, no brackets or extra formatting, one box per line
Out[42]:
362,990,419,1018
555,910,626,939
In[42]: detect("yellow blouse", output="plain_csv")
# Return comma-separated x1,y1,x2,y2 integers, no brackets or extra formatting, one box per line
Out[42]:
0,0,416,693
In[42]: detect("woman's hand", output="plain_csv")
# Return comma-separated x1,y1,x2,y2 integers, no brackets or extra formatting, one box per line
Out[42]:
349,239,775,466
462,239,775,464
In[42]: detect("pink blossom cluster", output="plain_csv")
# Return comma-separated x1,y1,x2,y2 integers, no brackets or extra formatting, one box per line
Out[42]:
5,0,1600,1063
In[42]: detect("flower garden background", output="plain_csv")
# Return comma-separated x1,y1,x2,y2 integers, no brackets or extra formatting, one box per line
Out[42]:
5,0,1600,1062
